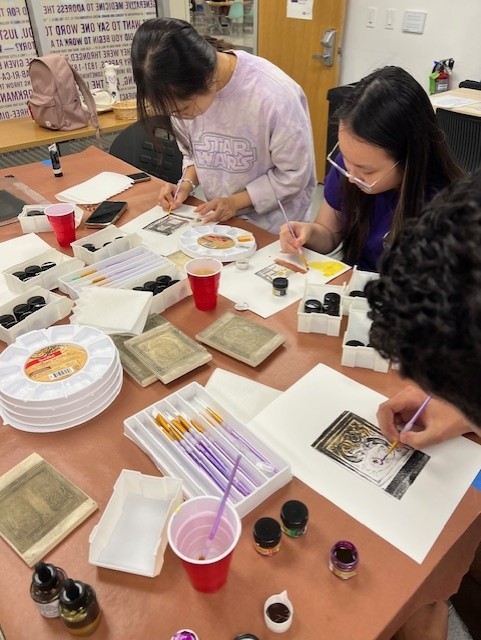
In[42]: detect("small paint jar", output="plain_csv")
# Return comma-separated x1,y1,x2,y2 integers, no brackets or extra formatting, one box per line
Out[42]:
0,314,16,328
13,303,32,321
235,257,250,270
41,261,57,270
329,540,359,579
253,517,282,556
280,500,309,538
171,630,200,640
345,339,365,347
12,270,28,280
304,298,322,313
272,277,288,296
82,243,97,252
27,295,46,311
232,634,260,640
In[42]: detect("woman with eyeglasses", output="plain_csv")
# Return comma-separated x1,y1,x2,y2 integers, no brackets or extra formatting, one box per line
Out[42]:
279,66,464,271
131,18,316,233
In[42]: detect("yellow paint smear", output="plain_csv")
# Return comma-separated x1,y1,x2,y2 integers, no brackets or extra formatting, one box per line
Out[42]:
309,261,344,277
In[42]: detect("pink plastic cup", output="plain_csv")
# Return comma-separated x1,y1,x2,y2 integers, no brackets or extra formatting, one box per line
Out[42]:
185,258,222,311
167,495,241,593
44,203,76,247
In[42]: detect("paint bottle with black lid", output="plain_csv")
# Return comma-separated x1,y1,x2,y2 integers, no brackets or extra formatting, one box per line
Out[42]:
30,561,67,618
58,578,101,636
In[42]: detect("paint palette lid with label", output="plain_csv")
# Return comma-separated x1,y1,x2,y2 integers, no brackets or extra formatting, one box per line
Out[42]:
178,224,256,262
0,325,123,433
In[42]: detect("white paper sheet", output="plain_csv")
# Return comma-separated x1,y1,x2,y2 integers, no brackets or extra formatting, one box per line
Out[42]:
248,364,481,563
431,95,480,109
120,205,200,256
56,172,134,205
219,240,350,318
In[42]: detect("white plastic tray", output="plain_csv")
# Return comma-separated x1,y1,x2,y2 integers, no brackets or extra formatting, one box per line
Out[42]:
89,471,183,577
124,382,292,518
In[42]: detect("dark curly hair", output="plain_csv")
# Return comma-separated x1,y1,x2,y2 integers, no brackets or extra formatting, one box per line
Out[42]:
366,169,481,425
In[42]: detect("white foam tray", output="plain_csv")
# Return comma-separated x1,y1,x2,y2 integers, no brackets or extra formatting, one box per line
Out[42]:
341,308,390,373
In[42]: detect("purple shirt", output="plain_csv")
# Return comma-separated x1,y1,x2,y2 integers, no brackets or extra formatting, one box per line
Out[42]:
175,50,316,233
324,154,399,271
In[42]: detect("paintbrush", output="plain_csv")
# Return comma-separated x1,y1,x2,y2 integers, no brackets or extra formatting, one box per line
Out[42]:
168,167,187,216
198,454,241,560
277,199,309,271
380,395,432,461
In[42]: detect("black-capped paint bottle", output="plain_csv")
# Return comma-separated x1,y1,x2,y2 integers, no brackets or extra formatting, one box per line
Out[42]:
280,500,309,538
58,578,101,636
30,561,67,618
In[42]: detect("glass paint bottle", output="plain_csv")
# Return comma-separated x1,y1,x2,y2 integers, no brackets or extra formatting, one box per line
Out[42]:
30,561,67,618
58,578,101,636
329,540,359,579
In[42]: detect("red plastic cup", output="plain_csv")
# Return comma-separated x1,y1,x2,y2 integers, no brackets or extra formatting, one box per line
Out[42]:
185,258,222,311
44,203,76,247
167,495,241,593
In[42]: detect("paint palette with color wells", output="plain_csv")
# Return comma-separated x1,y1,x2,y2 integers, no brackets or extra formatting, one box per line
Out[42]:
178,224,257,262
124,382,292,517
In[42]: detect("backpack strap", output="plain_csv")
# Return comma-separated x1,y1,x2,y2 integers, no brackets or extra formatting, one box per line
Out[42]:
70,66,103,148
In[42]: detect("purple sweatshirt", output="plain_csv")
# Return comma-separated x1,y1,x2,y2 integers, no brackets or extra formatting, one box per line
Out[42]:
175,50,316,233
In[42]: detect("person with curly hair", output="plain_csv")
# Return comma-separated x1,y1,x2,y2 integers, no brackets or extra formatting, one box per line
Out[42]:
279,66,464,272
366,170,481,640
131,18,316,233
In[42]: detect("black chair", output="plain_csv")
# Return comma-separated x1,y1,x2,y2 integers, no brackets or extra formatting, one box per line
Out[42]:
109,119,183,184
436,108,481,174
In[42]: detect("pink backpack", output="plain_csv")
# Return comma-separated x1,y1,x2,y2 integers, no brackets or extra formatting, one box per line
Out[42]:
28,54,99,133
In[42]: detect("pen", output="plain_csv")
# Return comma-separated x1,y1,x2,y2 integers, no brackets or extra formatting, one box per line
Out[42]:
381,395,432,461
277,199,309,271
169,167,187,216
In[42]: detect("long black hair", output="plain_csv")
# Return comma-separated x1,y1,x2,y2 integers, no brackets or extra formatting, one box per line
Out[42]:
334,66,464,266
131,18,234,148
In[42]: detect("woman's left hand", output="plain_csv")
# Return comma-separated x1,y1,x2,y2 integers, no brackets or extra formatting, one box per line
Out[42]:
195,196,237,223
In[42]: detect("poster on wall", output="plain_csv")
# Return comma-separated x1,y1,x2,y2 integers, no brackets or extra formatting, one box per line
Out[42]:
286,0,313,21
0,0,37,120
28,0,158,101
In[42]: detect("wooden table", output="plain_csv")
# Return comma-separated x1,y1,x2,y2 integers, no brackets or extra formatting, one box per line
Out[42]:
429,87,481,116
0,112,134,154
0,147,480,640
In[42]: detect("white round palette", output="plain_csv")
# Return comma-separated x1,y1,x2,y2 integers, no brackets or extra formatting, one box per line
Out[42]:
0,325,122,433
178,224,256,262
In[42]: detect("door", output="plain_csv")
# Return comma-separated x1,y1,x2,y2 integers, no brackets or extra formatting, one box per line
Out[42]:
258,0,346,181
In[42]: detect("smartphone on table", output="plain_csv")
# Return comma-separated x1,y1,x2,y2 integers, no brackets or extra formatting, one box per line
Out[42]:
85,201,128,228
127,172,151,184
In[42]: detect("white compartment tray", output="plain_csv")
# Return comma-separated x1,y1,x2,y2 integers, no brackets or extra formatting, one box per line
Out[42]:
124,382,292,518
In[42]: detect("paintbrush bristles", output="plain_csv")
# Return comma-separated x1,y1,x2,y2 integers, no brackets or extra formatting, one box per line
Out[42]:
277,199,309,271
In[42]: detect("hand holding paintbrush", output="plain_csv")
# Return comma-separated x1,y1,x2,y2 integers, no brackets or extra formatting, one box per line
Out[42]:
381,395,432,461
168,167,188,216
278,199,309,271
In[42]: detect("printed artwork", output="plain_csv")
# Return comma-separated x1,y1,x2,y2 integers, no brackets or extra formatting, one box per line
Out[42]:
311,411,430,499
144,215,189,236
255,262,295,283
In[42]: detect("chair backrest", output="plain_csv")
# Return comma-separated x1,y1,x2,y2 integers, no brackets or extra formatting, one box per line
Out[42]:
436,108,481,174
227,1,244,20
109,119,183,184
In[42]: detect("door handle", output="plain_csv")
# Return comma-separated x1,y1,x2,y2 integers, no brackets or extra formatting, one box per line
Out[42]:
312,29,336,67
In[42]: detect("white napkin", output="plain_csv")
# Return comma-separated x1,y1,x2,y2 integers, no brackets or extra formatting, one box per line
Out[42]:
70,287,153,335
56,172,134,205
204,368,282,424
